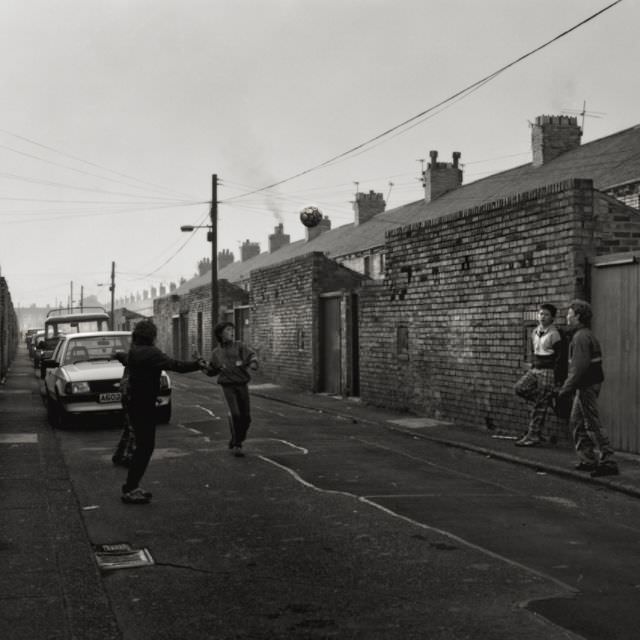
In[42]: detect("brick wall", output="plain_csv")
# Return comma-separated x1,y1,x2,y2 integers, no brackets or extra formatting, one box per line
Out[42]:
0,278,18,379
358,178,640,437
593,193,640,253
154,279,248,358
250,252,367,391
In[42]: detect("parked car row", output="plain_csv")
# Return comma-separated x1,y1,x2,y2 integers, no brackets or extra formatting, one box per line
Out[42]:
26,307,173,428
37,307,111,378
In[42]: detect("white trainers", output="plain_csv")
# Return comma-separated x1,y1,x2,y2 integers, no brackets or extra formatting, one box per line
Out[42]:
121,487,151,504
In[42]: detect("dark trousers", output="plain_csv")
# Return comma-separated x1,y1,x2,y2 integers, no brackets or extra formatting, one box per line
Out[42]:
113,410,136,461
123,400,157,492
570,384,616,465
222,384,251,446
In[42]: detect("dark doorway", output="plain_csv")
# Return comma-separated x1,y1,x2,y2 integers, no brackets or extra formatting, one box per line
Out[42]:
320,296,341,394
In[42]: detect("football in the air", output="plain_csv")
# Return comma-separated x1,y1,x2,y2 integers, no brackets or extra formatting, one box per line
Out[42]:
299,205,323,228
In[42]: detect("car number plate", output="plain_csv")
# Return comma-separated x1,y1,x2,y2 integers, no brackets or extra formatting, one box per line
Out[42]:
99,392,121,403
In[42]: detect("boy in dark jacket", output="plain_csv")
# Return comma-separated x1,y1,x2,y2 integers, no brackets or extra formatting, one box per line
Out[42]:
204,322,258,457
557,299,618,477
119,320,206,504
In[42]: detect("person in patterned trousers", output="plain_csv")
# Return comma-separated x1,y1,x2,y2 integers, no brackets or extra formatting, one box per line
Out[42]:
514,303,563,447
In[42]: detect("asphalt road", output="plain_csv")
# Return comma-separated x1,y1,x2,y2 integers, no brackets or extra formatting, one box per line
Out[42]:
47,371,640,640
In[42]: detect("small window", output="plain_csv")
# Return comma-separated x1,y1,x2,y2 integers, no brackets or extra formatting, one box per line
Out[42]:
297,328,305,351
397,325,409,356
363,255,371,277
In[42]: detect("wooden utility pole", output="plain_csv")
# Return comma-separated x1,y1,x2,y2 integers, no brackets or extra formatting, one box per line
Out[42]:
109,261,115,330
210,174,218,352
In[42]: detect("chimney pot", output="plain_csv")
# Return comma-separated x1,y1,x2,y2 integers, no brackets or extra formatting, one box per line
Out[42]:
240,240,260,262
305,216,332,242
531,114,582,166
268,224,290,253
423,150,463,202
353,190,386,226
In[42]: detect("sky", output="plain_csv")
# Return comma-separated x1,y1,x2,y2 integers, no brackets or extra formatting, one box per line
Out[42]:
1,0,637,308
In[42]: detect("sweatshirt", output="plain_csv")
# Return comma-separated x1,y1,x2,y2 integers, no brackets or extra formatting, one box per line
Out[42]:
206,340,257,385
558,326,604,395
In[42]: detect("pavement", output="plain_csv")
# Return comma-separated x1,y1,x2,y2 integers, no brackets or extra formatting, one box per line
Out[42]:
2,344,640,639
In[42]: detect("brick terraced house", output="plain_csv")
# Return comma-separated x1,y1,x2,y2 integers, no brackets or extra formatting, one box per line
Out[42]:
155,116,640,452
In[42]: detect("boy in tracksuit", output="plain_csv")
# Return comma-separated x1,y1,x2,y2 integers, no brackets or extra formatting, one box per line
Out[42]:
557,299,619,477
205,322,258,457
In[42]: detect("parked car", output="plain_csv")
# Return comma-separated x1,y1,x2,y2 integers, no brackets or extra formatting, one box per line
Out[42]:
42,331,172,427
38,307,110,378
25,328,40,358
32,330,46,369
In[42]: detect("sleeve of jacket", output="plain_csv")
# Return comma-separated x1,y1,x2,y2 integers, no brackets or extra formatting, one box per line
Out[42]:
204,349,222,377
559,332,590,396
145,346,202,373
240,343,258,367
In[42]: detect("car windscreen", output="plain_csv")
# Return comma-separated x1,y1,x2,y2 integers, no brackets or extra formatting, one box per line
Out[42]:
62,335,131,365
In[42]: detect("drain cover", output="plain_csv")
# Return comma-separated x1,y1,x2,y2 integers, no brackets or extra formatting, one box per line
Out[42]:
94,543,154,571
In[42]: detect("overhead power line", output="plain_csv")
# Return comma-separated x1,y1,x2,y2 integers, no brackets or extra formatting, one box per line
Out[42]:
0,128,197,200
0,171,201,202
224,0,622,202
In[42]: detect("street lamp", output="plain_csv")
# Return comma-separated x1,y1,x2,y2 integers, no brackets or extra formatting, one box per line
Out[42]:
181,173,218,353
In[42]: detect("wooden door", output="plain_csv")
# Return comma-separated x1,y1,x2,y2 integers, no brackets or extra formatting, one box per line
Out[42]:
591,255,640,453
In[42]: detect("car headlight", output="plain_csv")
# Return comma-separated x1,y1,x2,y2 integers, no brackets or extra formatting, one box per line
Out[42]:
65,381,90,394
159,373,170,390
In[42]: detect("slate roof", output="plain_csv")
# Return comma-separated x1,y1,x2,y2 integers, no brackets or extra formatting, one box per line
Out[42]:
177,122,640,293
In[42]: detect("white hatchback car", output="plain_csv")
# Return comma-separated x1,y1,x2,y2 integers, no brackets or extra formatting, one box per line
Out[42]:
43,331,172,427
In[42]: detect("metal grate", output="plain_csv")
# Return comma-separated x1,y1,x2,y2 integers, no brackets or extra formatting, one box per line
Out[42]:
94,543,154,571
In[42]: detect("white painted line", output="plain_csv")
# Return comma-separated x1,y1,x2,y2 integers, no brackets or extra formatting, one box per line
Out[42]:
387,417,453,429
252,438,308,454
196,405,220,419
258,455,577,595
364,493,512,499
0,433,38,444
0,389,31,394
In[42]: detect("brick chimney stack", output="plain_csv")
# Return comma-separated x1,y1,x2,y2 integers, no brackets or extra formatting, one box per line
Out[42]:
531,115,582,167
268,223,290,253
353,190,386,226
423,150,463,202
240,240,260,262
305,216,331,242
218,249,234,271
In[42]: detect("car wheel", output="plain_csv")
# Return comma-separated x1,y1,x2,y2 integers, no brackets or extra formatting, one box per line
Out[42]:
156,402,172,424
